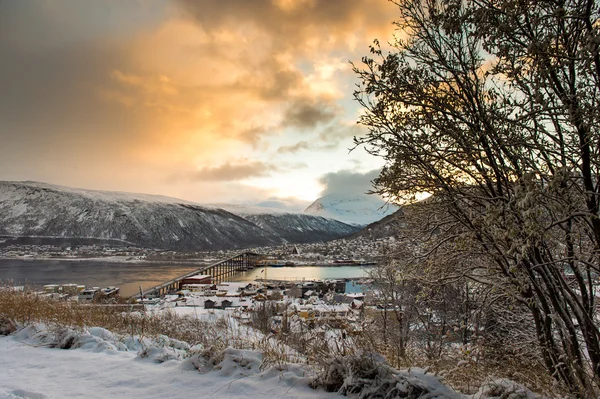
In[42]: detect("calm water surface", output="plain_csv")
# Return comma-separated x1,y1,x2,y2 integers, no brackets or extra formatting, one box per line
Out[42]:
0,260,371,296
0,259,202,297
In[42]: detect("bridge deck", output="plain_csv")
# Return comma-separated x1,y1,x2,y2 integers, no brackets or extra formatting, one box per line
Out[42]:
133,251,261,299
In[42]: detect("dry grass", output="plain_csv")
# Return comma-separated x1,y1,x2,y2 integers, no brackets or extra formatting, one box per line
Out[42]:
0,287,306,370
1,289,234,348
0,287,560,396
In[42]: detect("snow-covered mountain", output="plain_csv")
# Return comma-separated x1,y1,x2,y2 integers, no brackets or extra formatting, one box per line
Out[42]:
0,181,358,250
303,193,399,226
243,213,358,243
203,203,360,243
204,203,290,216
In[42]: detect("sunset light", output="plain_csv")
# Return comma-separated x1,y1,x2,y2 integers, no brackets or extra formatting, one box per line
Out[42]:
0,0,397,206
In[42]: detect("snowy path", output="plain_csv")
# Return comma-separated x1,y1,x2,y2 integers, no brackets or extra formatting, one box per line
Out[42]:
0,336,343,399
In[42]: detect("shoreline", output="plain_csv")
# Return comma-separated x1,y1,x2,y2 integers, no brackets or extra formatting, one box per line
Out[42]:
0,256,376,267
0,256,211,266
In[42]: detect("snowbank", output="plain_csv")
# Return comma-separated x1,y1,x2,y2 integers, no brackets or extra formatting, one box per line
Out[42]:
0,323,542,399
0,323,340,399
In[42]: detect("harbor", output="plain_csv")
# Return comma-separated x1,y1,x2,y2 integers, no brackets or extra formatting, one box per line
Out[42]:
1,252,375,297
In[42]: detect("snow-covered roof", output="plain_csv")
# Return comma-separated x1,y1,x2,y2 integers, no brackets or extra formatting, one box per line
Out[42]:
181,296,251,308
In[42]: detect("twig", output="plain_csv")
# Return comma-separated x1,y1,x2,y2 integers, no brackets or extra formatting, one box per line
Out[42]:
209,373,248,397
285,375,310,394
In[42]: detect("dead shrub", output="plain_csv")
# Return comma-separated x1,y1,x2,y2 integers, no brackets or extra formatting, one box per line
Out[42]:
0,316,17,335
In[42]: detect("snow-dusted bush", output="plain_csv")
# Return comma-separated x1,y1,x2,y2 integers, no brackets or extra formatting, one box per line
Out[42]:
474,379,541,399
312,350,462,398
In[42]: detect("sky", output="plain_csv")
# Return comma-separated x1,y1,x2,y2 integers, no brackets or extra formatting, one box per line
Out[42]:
0,0,398,211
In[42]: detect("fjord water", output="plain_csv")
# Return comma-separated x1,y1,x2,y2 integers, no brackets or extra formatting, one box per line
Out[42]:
0,260,371,296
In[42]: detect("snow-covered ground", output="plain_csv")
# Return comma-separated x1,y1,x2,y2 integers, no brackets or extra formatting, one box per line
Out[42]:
0,322,542,399
0,325,342,399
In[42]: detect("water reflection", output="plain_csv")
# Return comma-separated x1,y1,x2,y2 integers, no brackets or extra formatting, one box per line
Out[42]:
0,260,371,296
0,259,201,297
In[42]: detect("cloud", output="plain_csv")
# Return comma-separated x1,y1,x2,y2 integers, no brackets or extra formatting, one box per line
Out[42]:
277,141,310,154
282,99,338,129
189,161,278,181
319,169,381,196
318,123,364,144
254,197,311,212
175,0,394,54
0,0,397,204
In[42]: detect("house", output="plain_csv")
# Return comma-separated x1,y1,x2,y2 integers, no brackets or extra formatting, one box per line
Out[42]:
294,305,314,319
291,303,352,320
351,299,363,310
303,290,317,299
313,304,351,319
254,293,267,301
221,299,233,308
204,299,216,309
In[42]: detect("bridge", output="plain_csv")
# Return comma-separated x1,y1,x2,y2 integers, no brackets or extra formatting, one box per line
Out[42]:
134,251,263,299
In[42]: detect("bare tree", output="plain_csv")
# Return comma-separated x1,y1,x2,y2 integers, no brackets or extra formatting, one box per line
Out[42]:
354,0,600,395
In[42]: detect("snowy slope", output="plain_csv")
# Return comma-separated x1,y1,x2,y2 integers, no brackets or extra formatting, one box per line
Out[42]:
204,204,360,243
204,203,290,216
0,324,537,399
0,181,279,250
303,193,398,227
350,209,405,240
243,213,359,243
0,328,344,399
0,181,357,250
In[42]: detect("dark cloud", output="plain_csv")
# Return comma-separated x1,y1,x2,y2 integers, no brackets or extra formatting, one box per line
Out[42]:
247,67,305,101
190,161,278,181
0,0,170,181
282,100,338,129
319,169,380,196
0,0,397,203
174,0,396,107
175,0,393,50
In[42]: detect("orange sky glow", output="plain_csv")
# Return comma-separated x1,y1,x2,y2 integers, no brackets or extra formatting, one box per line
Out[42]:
0,0,398,209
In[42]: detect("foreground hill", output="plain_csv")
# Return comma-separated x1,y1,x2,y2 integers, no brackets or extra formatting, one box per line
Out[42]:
349,209,405,240
304,193,398,227
0,181,358,250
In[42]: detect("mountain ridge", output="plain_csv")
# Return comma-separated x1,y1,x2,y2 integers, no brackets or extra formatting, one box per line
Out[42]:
0,181,359,250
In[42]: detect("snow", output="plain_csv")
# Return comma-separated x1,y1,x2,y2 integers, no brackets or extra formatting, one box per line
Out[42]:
0,181,357,250
204,203,293,216
0,325,342,399
304,193,398,226
0,322,543,399
0,181,202,206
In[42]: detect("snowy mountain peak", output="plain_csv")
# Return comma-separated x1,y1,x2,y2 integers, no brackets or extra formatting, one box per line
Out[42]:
303,193,398,226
